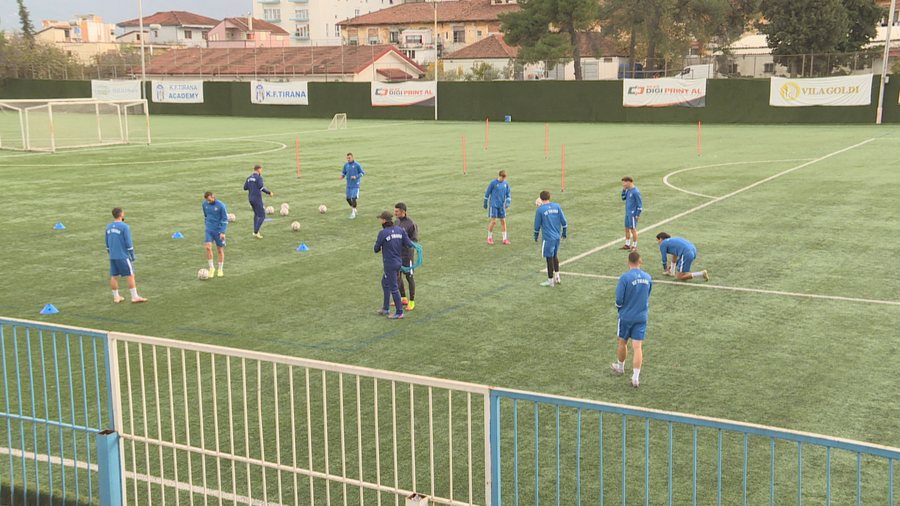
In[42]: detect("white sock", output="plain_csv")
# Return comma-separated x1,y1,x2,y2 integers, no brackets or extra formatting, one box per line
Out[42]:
129,288,139,299
112,290,120,299
632,368,641,381
502,232,508,240
625,239,631,247
691,272,702,278
487,232,493,239
218,262,224,270
208,260,214,269
554,272,560,282
632,242,637,248
616,360,624,369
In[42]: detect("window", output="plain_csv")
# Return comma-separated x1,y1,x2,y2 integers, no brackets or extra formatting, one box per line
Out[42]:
348,27,358,45
476,30,482,38
152,30,159,38
727,63,738,74
404,50,416,60
763,63,775,73
452,26,465,43
368,27,379,44
202,31,208,40
295,24,309,38
355,9,360,16
335,25,341,37
184,29,192,39
389,30,399,43
405,35,423,46
264,8,280,21
294,9,308,20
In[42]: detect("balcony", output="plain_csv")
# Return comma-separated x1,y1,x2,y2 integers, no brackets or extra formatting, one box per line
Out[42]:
289,15,309,21
258,0,280,4
288,0,308,3
264,17,282,23
292,33,310,40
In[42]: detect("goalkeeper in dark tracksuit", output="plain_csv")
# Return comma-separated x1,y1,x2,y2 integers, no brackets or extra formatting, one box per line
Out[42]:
393,202,418,311
244,164,273,239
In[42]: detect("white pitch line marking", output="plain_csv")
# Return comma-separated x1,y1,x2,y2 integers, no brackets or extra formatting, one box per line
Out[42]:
559,271,900,307
559,138,875,268
662,158,813,199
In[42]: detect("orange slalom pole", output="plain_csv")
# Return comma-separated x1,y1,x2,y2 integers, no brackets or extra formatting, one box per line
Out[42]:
544,123,549,159
561,144,566,192
295,138,301,177
462,135,467,175
484,117,489,150
697,120,702,157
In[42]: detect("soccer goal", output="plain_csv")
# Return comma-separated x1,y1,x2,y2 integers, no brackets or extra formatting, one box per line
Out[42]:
0,98,151,153
328,113,348,130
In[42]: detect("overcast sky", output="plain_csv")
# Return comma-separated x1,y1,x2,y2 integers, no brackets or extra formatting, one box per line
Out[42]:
1,0,252,32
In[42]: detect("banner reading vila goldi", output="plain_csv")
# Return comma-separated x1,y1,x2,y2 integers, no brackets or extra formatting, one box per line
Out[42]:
769,75,872,107
371,81,436,107
622,78,707,108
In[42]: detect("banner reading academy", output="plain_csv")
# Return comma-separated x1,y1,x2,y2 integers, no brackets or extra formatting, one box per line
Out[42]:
251,80,309,105
623,78,707,108
769,75,872,107
151,80,204,103
91,80,142,100
371,81,436,107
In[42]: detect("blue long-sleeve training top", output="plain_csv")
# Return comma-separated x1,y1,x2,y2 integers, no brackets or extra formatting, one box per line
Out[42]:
342,162,365,188
244,173,271,201
374,225,413,270
484,179,511,209
622,187,643,217
616,268,652,322
534,203,568,241
202,199,228,234
105,221,134,260
658,237,696,269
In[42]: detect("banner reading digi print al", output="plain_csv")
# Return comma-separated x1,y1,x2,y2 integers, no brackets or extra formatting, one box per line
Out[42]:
623,78,707,108
251,80,309,105
151,80,204,103
769,75,872,107
371,81,436,107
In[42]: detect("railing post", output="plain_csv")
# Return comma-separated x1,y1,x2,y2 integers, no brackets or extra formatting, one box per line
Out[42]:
489,390,500,506
97,429,123,506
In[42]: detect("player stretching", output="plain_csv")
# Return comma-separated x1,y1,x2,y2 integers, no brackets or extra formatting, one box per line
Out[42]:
484,170,511,245
611,251,652,388
534,190,567,287
105,207,147,303
341,153,365,219
621,176,643,251
202,191,228,277
374,211,414,319
244,164,274,239
656,232,709,281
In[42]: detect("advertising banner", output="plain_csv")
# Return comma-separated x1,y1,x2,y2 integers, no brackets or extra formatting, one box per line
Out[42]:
250,80,309,105
151,80,204,103
623,78,707,107
371,81,436,107
769,75,872,107
91,80,142,100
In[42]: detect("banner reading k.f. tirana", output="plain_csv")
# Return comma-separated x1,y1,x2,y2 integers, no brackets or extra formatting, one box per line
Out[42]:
251,80,309,105
371,81,436,107
769,75,872,107
623,78,707,107
151,80,204,103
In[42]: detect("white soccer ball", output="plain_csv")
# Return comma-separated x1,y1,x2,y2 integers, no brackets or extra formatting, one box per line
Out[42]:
535,198,543,207
265,206,275,215
279,208,289,216
318,204,327,214
291,221,301,231
197,268,210,280
280,203,290,210
227,213,236,222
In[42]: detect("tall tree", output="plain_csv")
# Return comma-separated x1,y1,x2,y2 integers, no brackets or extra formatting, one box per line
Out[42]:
500,0,601,80
16,0,35,44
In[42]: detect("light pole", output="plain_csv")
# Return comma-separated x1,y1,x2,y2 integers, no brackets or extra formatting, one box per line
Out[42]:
137,0,147,98
876,0,897,124
433,0,438,121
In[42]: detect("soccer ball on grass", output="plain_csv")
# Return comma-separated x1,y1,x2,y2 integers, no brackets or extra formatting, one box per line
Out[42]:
318,205,327,214
279,208,289,216
291,221,301,231
265,206,275,215
535,198,543,207
227,213,236,222
197,268,210,280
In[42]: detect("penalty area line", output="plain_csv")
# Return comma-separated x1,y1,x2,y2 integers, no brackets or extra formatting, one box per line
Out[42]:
559,271,900,307
559,138,875,268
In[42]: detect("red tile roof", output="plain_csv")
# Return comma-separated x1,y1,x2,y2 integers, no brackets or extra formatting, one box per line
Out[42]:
376,68,415,81
118,11,219,28
144,45,426,77
339,0,520,26
576,32,624,57
445,34,517,59
220,17,290,36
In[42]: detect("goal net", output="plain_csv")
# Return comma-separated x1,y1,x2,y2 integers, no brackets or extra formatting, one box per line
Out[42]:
0,98,151,152
328,113,347,130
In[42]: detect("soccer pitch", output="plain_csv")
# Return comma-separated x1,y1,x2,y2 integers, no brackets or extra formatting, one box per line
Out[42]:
0,116,898,450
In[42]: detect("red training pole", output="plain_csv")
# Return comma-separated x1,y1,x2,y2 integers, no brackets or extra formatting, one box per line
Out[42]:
544,123,549,159
462,135,467,175
561,144,566,192
697,120,702,157
295,138,301,177
484,117,489,150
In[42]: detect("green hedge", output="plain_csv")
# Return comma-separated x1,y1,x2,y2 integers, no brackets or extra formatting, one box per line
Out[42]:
2,77,899,124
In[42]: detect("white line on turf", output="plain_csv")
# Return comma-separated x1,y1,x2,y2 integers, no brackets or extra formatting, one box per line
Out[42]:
559,271,900,307
662,158,813,199
559,138,875,268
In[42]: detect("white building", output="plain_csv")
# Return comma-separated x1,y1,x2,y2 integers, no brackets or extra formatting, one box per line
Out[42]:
117,11,219,48
252,0,411,47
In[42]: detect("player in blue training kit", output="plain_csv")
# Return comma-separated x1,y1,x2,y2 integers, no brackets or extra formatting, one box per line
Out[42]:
534,190,568,287
202,191,228,278
105,207,147,303
244,164,274,239
656,232,709,281
611,251,652,388
483,170,511,245
374,211,414,319
620,176,643,251
341,152,365,219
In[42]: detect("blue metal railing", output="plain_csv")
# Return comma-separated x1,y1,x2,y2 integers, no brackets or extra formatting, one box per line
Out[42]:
0,319,113,505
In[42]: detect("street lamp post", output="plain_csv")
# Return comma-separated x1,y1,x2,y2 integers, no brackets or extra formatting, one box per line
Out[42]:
876,0,897,124
138,0,147,98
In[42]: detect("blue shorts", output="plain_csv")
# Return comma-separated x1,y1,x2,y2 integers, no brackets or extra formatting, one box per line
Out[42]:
488,206,506,219
109,259,134,277
625,214,639,229
205,230,225,248
346,187,360,199
617,319,647,341
676,251,696,272
542,238,560,258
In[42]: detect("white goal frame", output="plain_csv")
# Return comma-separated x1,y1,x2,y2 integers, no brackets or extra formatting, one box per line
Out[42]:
328,113,348,130
0,98,151,153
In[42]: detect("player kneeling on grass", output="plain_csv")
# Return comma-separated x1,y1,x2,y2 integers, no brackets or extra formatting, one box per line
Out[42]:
656,232,708,282
106,207,147,303
374,211,413,319
611,251,652,388
534,190,567,287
